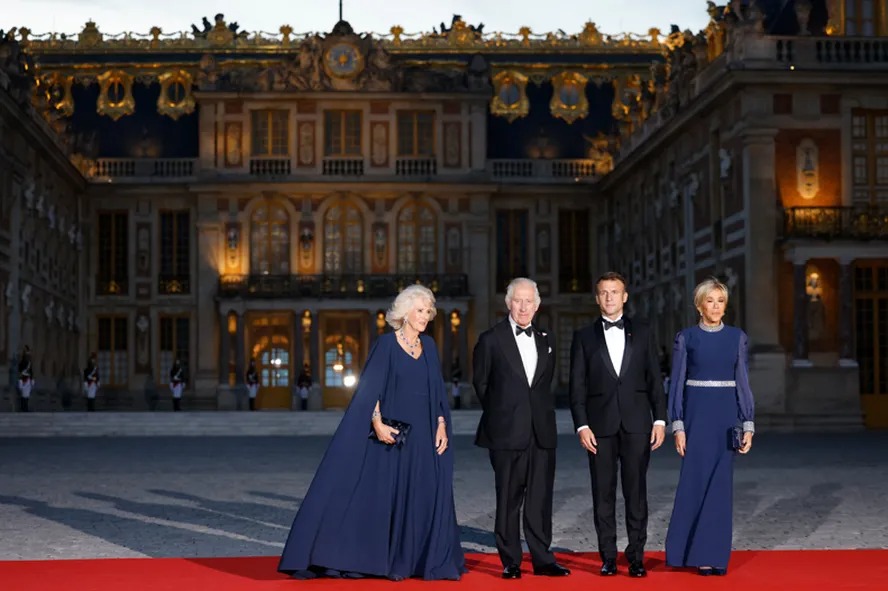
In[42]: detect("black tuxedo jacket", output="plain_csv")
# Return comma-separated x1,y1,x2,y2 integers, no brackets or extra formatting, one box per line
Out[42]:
569,316,666,437
473,319,558,450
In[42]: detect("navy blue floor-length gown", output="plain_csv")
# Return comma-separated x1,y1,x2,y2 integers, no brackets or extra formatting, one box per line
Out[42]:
665,324,755,570
278,333,466,581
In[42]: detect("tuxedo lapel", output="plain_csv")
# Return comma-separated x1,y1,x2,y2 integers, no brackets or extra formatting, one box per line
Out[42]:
619,316,634,377
529,330,548,389
595,319,619,380
496,320,526,381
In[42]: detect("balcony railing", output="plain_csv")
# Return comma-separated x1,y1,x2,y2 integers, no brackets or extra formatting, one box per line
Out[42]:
395,157,437,176
95,276,128,296
489,159,598,182
773,36,888,68
783,206,888,241
218,273,469,299
86,158,197,180
249,158,291,177
158,274,191,295
322,158,364,176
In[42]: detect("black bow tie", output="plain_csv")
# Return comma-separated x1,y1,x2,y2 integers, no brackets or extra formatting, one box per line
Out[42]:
515,325,533,337
603,318,625,331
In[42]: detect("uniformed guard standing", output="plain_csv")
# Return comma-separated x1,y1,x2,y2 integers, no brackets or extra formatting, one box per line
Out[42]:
82,352,100,412
17,345,33,412
169,358,185,411
296,363,312,411
245,358,259,411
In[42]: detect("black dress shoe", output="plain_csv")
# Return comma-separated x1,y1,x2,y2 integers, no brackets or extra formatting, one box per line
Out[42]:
628,561,647,577
502,565,521,579
533,563,571,576
712,567,727,576
697,567,713,576
600,559,617,576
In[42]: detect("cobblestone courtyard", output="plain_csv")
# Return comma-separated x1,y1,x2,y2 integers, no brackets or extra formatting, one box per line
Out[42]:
1,415,886,560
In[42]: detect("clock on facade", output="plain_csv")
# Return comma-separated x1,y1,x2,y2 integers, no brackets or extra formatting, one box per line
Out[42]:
323,42,365,78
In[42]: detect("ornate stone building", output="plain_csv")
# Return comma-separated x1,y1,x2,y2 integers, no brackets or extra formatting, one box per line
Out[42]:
599,0,888,429
5,15,647,410
4,2,887,429
0,32,87,410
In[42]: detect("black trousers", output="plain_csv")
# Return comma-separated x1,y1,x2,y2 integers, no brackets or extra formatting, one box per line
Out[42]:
489,442,556,569
586,428,651,563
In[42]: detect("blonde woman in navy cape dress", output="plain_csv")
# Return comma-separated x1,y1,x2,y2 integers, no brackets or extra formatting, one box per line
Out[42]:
278,285,466,581
665,278,755,576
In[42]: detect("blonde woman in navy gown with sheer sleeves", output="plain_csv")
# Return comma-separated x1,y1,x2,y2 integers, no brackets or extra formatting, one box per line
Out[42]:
665,278,755,577
278,285,465,581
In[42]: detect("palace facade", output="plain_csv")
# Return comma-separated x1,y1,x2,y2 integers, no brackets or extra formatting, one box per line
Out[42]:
2,1,887,428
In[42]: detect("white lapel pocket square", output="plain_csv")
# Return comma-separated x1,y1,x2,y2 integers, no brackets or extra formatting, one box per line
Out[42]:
548,347,552,354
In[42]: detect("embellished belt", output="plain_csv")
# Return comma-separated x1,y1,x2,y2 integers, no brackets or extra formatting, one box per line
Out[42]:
686,379,736,387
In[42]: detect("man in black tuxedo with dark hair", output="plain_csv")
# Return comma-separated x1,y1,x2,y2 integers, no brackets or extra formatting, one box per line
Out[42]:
474,277,570,580
569,271,667,578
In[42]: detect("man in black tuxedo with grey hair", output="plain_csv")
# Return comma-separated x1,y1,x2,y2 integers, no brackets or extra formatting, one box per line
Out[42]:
474,277,570,580
569,271,667,578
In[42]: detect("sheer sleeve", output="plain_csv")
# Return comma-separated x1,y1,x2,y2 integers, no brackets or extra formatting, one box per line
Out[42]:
668,331,688,432
735,330,756,433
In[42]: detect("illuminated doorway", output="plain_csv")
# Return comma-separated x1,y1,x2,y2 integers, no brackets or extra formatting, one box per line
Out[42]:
248,312,293,409
320,312,367,408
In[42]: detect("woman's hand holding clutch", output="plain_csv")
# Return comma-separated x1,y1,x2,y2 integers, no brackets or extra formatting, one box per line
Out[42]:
372,419,399,445
674,431,687,457
435,421,448,455
739,431,753,454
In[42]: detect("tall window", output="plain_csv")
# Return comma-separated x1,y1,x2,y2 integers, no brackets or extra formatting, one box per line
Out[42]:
495,210,528,291
397,111,435,156
324,110,362,156
851,110,888,204
97,212,128,295
558,209,591,292
159,210,190,293
324,203,363,274
97,316,128,386
250,201,290,274
844,1,879,36
159,316,190,385
397,202,437,273
251,109,289,156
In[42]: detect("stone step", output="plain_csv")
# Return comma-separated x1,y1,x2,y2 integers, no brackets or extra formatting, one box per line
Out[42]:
0,409,568,438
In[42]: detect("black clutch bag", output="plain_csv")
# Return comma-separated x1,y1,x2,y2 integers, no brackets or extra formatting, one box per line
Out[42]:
369,417,411,447
730,426,744,451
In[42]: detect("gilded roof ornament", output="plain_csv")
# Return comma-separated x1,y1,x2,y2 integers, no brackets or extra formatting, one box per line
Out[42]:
78,21,102,48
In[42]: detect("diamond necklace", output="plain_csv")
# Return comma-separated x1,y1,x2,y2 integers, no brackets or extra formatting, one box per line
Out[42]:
398,328,421,355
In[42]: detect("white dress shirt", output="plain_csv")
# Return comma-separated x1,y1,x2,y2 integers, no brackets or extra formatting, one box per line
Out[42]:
577,315,665,433
508,317,538,386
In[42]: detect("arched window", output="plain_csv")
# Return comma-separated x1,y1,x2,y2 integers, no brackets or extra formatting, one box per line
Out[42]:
397,201,437,274
250,201,290,274
324,202,363,274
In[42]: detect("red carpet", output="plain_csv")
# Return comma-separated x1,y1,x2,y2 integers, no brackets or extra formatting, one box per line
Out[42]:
1,551,886,590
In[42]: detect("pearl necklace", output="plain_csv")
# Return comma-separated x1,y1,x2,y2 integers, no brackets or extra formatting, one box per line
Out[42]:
698,321,725,333
398,328,421,356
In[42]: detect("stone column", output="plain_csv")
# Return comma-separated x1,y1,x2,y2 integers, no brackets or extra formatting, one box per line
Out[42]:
838,258,856,366
742,129,782,349
218,312,230,384
741,128,786,414
368,310,380,349
308,312,321,410
234,312,245,385
792,261,812,366
294,314,305,371
442,312,454,380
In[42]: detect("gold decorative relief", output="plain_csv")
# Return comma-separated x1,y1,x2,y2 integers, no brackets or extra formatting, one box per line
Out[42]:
579,22,604,46
550,71,589,124
78,21,103,48
48,74,74,117
490,71,529,122
96,70,135,120
157,70,195,120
